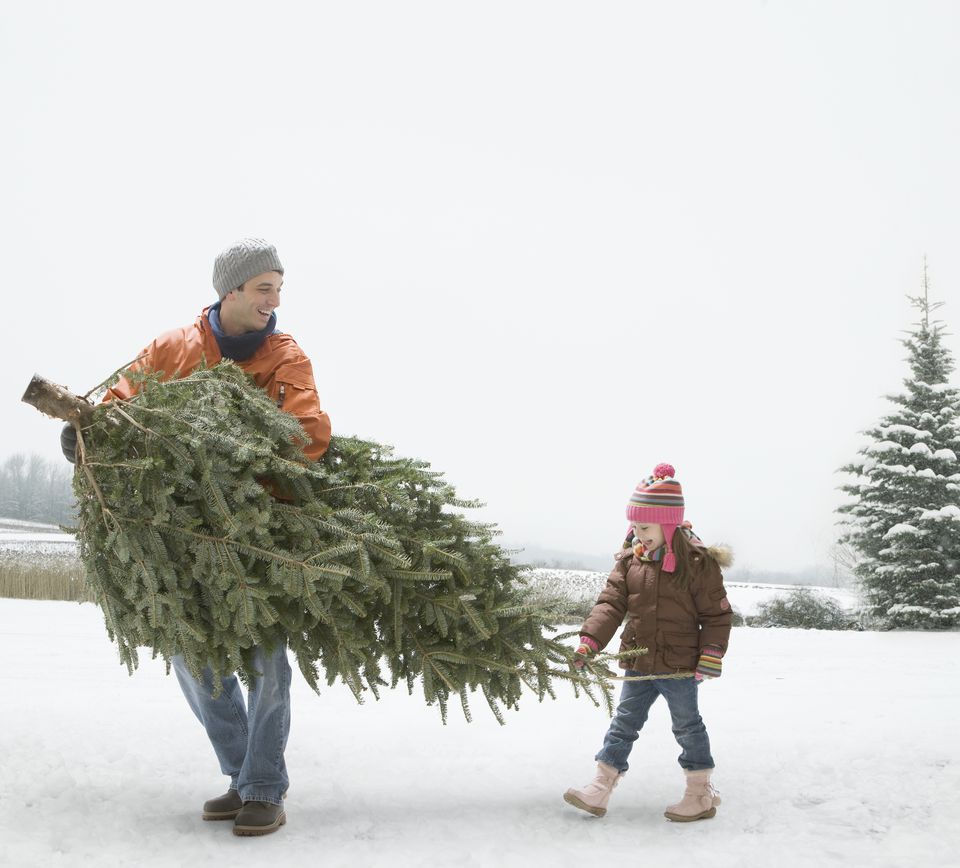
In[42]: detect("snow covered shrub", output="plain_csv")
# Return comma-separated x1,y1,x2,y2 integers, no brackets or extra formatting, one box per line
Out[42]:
521,584,591,622
519,568,606,623
749,589,856,630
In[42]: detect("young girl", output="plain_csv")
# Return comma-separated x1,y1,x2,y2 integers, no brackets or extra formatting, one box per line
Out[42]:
563,463,732,822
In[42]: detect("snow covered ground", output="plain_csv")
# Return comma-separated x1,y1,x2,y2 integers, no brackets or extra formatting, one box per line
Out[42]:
0,528,858,616
524,567,858,617
1,599,956,868
0,518,78,560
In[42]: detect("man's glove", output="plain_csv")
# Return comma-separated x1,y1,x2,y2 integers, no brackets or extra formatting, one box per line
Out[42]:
695,645,724,682
573,635,600,669
60,423,78,464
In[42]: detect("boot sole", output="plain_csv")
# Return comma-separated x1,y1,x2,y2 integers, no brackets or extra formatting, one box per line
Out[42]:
233,811,286,836
664,806,716,822
203,809,242,821
563,792,607,817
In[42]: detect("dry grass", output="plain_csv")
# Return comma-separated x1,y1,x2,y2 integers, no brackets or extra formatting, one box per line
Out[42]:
0,557,95,603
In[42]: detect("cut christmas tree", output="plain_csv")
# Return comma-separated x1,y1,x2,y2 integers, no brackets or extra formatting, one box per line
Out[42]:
24,364,627,721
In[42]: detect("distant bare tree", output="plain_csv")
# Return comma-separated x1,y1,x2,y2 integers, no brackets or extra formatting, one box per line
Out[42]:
829,542,860,588
0,453,75,524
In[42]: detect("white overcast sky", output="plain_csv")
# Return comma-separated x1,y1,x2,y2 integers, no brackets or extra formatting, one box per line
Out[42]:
4,1,960,574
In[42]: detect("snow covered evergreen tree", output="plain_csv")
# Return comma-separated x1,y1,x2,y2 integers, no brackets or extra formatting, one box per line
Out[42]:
838,263,960,628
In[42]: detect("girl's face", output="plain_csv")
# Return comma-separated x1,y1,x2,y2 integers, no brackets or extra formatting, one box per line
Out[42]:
631,522,665,552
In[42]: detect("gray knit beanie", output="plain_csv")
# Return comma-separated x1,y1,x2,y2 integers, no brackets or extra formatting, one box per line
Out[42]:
212,237,284,299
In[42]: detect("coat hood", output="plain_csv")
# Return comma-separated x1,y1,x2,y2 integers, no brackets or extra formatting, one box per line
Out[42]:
705,544,734,568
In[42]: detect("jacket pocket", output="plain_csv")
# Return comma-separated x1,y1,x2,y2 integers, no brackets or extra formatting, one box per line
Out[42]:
272,366,318,413
272,363,316,408
275,379,315,411
662,632,699,669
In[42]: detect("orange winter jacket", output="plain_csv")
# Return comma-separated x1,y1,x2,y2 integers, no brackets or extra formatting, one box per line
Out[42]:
104,307,332,460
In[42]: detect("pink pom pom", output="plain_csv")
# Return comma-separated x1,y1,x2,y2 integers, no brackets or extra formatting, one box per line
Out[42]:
653,462,675,479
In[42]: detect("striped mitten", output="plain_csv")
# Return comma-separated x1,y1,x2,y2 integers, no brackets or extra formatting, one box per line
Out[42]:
695,645,724,681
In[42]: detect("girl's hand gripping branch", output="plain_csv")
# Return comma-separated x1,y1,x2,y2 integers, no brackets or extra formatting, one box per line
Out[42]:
573,636,600,669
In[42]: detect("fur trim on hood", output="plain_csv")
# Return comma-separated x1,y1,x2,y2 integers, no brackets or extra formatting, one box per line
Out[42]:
706,544,734,568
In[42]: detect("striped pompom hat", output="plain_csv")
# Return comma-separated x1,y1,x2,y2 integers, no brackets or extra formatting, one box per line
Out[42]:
626,463,684,572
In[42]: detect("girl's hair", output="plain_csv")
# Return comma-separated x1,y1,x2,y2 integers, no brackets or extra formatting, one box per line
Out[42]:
667,528,712,591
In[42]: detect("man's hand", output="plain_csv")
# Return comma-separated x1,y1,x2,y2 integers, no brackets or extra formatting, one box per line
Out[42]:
60,423,78,464
573,635,600,669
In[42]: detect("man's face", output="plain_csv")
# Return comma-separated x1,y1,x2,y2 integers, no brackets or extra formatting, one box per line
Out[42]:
220,271,282,334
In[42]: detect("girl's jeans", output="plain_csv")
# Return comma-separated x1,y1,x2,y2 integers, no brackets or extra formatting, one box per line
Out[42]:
595,672,714,773
172,643,291,806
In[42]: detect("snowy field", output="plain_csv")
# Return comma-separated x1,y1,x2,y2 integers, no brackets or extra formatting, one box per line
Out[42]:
0,524,859,617
0,518,78,562
1,599,956,868
523,567,858,618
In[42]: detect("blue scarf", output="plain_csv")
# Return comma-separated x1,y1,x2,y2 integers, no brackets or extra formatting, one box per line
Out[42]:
207,301,277,362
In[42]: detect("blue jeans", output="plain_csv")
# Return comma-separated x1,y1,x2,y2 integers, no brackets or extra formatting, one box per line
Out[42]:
172,643,291,805
595,672,714,773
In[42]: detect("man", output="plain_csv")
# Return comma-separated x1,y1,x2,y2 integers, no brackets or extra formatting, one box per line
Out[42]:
62,238,331,836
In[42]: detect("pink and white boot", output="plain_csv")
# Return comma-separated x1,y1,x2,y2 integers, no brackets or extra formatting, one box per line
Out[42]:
563,762,623,817
664,768,721,822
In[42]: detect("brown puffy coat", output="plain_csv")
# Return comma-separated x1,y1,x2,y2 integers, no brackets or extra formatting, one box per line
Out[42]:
104,307,332,461
580,542,732,674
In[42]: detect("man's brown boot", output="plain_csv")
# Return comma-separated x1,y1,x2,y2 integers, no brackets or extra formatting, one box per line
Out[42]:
202,789,243,821
233,800,286,836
